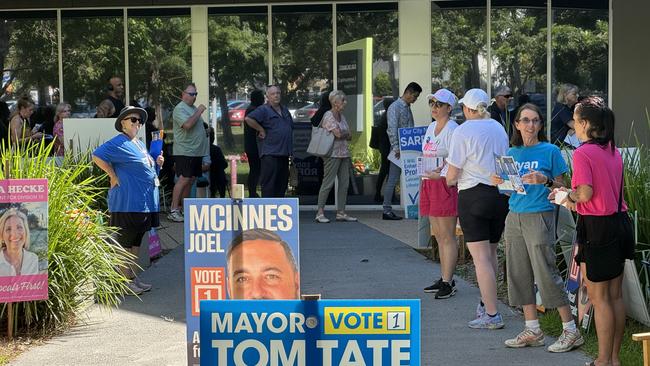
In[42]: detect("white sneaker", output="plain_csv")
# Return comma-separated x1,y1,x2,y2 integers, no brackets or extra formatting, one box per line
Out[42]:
315,214,330,223
547,329,584,352
167,210,184,222
504,328,545,348
336,213,358,222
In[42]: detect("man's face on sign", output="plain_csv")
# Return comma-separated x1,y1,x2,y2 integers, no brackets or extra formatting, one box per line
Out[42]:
227,239,299,300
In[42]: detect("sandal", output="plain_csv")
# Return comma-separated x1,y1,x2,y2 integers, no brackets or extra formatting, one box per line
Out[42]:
336,213,358,222
314,214,330,223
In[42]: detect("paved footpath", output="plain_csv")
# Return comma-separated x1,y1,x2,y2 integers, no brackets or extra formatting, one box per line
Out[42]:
11,211,590,365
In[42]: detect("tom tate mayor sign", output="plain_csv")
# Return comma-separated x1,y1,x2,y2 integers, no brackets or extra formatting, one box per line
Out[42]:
200,299,420,365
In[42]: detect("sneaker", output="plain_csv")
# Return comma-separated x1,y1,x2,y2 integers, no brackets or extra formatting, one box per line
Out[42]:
504,328,545,348
135,279,152,292
424,278,443,293
125,281,144,296
314,214,330,223
476,302,486,319
547,329,584,353
382,211,402,220
167,210,184,222
468,313,505,329
435,281,457,299
336,213,358,222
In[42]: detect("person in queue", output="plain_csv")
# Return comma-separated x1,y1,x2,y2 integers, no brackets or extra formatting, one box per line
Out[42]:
314,90,357,223
52,102,71,156
549,96,632,366
550,83,579,146
0,209,40,276
446,88,509,329
93,106,164,295
421,89,459,299
226,228,299,300
491,103,583,352
9,97,42,146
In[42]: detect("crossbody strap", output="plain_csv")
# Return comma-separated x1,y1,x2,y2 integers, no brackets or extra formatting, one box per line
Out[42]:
618,168,624,213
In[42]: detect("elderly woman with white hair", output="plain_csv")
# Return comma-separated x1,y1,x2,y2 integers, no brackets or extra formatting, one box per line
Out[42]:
551,83,579,146
446,88,510,329
314,90,357,223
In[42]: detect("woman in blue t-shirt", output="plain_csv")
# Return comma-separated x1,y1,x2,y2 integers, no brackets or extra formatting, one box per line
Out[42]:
93,106,164,296
491,103,583,353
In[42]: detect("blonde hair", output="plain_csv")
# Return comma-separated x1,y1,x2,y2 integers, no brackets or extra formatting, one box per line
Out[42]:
328,90,346,105
0,208,31,250
96,99,116,118
55,102,71,123
556,83,578,104
465,103,491,120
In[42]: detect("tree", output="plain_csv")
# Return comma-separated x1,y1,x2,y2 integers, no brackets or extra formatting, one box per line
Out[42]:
373,72,392,97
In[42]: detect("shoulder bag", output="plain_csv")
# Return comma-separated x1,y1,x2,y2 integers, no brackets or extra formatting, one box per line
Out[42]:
306,118,334,157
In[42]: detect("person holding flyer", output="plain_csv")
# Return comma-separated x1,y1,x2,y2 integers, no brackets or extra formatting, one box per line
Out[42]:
93,106,164,295
420,89,459,299
490,103,583,352
549,96,633,366
446,88,509,329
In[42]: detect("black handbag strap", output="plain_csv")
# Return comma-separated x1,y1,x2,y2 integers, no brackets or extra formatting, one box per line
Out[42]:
618,169,624,213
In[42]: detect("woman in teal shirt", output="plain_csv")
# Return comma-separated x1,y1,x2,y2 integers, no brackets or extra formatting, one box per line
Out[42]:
492,103,583,353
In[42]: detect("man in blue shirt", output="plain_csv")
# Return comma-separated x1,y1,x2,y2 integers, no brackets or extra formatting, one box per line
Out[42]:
245,85,293,197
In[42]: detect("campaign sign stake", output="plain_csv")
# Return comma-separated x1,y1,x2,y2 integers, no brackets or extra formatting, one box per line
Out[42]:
200,299,420,366
184,198,300,365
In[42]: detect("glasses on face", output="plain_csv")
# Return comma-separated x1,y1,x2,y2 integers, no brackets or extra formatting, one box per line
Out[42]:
185,91,198,97
500,94,513,99
124,117,142,124
517,117,541,125
429,100,448,109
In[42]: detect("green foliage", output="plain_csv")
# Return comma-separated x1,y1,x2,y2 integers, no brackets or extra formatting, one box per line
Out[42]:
0,138,132,335
373,72,392,97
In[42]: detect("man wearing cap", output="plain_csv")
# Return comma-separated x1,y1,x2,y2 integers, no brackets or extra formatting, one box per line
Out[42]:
245,85,293,198
382,82,422,220
488,86,514,135
93,106,164,295
168,82,209,222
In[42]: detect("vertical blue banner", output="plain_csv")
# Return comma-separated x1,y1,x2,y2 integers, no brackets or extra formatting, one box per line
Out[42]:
184,198,300,365
200,299,420,365
398,127,428,219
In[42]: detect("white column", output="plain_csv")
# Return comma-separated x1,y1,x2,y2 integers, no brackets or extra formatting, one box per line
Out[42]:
398,0,431,126
191,6,210,120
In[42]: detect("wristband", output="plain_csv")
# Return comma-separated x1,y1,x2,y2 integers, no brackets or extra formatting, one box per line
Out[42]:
544,176,554,188
566,193,576,203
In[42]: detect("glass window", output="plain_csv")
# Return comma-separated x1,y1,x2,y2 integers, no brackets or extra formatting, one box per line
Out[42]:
432,1,487,123
208,7,268,154
336,3,399,204
127,9,192,129
491,5,547,136
0,11,59,122
62,10,125,117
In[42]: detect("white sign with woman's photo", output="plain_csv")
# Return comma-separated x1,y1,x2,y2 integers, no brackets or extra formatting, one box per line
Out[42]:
0,179,48,303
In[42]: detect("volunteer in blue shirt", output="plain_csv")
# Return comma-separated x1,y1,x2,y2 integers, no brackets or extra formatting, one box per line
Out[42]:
93,106,164,296
490,103,583,352
244,85,293,198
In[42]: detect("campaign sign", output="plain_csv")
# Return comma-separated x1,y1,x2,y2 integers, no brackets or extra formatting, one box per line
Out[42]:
565,242,593,332
184,198,300,366
398,127,427,219
200,299,420,366
0,179,49,303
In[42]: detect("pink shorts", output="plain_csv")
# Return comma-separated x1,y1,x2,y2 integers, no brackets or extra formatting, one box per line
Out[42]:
419,178,458,217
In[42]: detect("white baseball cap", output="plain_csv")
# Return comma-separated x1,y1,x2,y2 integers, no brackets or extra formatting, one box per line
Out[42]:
427,88,457,106
458,88,489,110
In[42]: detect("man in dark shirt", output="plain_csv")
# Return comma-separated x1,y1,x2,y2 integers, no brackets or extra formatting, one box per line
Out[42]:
488,85,514,136
244,85,293,198
99,76,126,118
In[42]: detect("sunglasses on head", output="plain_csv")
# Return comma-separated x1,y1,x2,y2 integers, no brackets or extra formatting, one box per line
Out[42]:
185,91,198,97
124,116,142,124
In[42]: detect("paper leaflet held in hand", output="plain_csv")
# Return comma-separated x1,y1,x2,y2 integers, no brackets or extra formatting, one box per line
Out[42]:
495,154,527,195
417,148,447,177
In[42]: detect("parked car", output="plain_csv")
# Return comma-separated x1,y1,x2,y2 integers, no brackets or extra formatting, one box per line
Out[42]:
293,102,319,123
215,100,246,122
227,102,250,127
373,97,394,126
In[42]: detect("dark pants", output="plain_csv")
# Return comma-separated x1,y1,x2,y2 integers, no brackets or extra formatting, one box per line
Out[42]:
260,155,289,198
375,148,390,197
247,152,261,198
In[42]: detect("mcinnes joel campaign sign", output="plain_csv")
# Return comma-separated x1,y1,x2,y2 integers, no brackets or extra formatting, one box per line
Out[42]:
200,299,420,366
184,198,300,366
0,179,49,303
398,127,427,219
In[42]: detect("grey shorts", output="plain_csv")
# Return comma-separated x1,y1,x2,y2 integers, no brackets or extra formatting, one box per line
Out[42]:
504,211,569,309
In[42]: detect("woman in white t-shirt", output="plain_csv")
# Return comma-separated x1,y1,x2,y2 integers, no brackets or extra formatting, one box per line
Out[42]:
446,88,509,329
420,89,459,300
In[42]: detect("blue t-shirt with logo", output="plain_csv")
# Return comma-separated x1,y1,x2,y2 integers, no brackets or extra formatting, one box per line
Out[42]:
508,142,568,213
93,134,160,213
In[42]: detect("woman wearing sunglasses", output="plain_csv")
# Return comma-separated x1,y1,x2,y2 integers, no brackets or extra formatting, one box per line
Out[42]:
93,106,164,295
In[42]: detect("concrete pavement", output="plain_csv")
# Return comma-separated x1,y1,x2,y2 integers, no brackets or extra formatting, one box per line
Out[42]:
11,211,590,365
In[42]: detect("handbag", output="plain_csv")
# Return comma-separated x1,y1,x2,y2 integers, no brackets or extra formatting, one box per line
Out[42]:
306,120,334,157
148,228,162,259
616,171,636,259
369,126,382,149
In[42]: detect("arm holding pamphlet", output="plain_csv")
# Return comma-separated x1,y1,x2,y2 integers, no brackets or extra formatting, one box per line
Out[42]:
494,154,527,195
